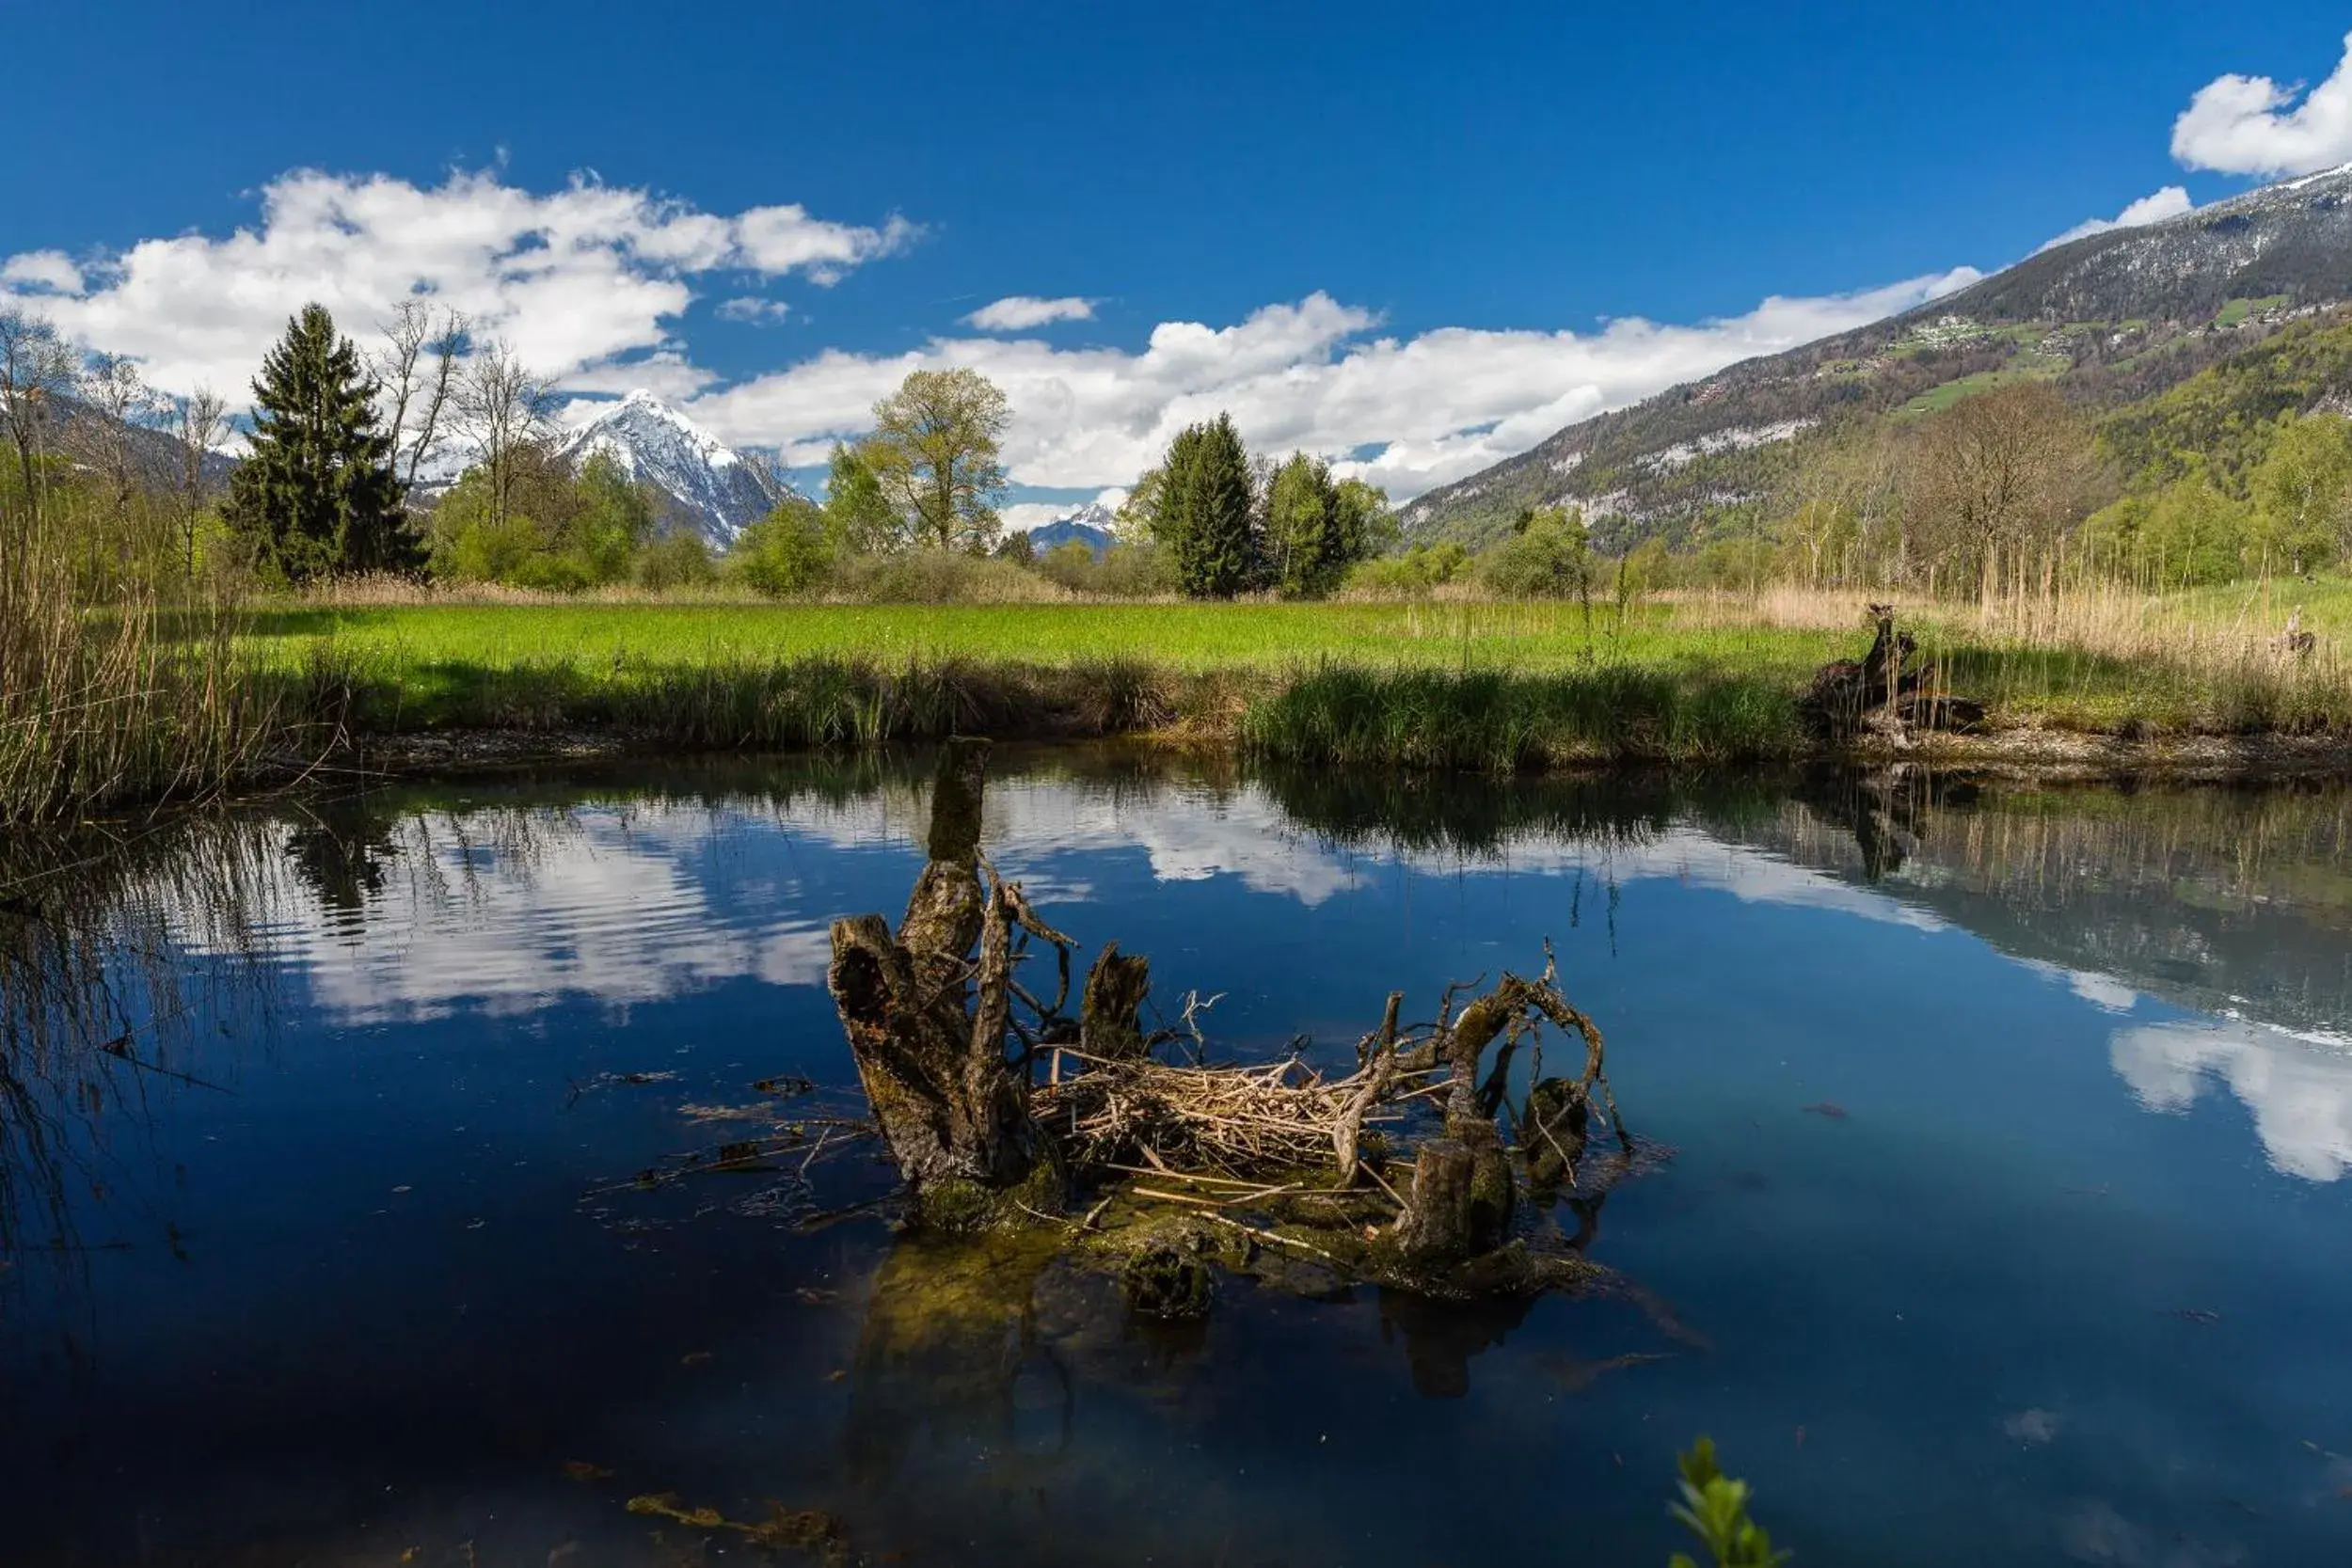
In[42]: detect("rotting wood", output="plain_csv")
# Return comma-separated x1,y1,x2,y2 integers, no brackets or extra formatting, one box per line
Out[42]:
1803,602,1989,743
822,736,1647,1301
826,738,1053,1214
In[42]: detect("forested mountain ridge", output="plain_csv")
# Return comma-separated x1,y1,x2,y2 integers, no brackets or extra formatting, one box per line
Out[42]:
1404,165,2352,551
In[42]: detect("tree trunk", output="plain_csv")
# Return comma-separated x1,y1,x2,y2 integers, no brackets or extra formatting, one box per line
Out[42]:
1077,943,1151,1059
825,738,1046,1207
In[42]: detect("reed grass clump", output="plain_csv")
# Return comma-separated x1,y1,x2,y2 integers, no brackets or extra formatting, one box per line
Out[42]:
0,548,301,824
1238,660,1807,769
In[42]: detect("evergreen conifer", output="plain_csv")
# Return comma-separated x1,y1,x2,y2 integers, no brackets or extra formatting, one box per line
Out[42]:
1152,413,1259,596
227,303,407,580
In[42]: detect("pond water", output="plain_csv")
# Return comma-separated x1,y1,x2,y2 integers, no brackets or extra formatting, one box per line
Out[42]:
4,751,2350,1567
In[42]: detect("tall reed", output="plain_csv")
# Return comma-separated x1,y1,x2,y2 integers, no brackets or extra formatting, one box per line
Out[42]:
0,543,294,823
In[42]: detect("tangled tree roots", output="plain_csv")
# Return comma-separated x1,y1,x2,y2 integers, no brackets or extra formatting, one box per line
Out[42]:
1802,602,1987,744
824,737,1650,1301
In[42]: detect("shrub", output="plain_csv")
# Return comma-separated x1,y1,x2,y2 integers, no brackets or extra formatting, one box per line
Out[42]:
731,499,836,596
1479,507,1596,599
827,547,1072,604
1342,542,1470,596
636,531,717,591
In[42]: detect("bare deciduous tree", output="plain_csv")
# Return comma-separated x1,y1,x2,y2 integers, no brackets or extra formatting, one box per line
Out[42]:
72,353,165,524
1901,384,2096,600
0,307,77,545
457,339,554,533
173,388,230,577
376,300,469,494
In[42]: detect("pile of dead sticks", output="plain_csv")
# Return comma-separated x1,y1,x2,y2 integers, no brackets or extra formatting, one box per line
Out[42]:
1034,1047,1446,1180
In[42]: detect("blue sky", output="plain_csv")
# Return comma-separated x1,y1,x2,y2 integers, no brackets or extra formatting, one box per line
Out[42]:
8,2,2352,518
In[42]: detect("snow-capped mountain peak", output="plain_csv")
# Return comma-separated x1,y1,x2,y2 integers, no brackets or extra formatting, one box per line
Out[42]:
1027,503,1118,558
556,390,786,544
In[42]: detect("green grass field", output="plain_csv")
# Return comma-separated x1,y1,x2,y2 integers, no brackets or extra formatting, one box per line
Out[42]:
1896,357,2068,418
246,599,1844,679
217,586,2352,771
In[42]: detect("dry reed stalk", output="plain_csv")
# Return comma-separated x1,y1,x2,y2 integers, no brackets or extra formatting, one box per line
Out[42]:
1035,1050,1436,1179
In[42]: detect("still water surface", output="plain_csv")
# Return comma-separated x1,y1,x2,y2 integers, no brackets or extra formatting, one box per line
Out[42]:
3,752,2349,1566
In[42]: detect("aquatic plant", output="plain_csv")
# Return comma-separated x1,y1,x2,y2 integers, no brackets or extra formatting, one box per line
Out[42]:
1669,1438,1790,1568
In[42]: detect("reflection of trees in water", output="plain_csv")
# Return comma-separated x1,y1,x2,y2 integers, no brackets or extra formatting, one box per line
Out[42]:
1726,772,2352,1031
1249,761,1685,863
841,1231,1081,1488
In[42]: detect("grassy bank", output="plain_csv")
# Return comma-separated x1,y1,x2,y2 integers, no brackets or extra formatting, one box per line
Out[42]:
251,587,2352,763
1,550,339,825
13,586,2350,822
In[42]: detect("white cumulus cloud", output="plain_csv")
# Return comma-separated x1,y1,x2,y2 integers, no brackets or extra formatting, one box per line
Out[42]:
2037,185,2195,252
2172,30,2352,176
1,250,83,294
5,163,1985,502
2110,1016,2352,1182
0,167,914,404
717,296,791,324
965,294,1098,331
684,270,1978,500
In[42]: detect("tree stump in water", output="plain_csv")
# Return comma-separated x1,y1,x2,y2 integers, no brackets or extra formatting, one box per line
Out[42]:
826,739,1050,1213
818,749,1644,1298
1802,603,1987,742
1077,943,1152,1060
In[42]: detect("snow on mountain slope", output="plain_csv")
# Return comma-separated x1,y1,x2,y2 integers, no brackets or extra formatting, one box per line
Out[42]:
556,390,792,545
1027,503,1117,557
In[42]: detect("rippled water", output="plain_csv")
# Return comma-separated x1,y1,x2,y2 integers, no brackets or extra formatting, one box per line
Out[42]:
3,752,2349,1566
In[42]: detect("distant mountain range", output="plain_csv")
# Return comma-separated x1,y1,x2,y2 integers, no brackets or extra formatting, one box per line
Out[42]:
1403,164,2352,550
554,390,795,546
1025,504,1116,557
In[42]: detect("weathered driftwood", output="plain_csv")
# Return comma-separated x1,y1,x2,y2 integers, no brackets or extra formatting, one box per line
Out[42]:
825,737,1641,1299
1077,943,1151,1060
1802,602,1988,742
826,739,1050,1207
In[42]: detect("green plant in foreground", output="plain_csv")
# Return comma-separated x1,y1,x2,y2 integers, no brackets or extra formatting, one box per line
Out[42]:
1670,1438,1789,1568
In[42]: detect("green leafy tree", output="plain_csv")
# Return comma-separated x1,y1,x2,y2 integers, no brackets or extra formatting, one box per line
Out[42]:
428,468,539,583
635,531,715,591
2082,468,2247,587
225,303,408,580
1668,1439,1789,1568
2249,413,2352,574
1263,459,1397,596
1264,452,1339,596
732,496,836,595
2141,471,2250,587
821,441,905,554
1334,477,1399,559
571,451,659,584
1479,505,1595,599
1112,467,1164,543
994,529,1037,566
862,369,1009,552
1151,414,1260,597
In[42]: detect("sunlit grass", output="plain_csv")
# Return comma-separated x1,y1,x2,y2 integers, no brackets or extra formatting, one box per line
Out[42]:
137,580,2352,781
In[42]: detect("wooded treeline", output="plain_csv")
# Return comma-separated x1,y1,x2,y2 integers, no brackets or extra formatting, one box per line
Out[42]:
12,293,2352,608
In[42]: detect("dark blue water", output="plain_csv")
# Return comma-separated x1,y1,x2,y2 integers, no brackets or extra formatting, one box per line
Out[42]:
3,754,2348,1566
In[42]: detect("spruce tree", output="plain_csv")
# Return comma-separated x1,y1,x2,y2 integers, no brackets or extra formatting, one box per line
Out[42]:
227,303,407,580
1152,413,1259,597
